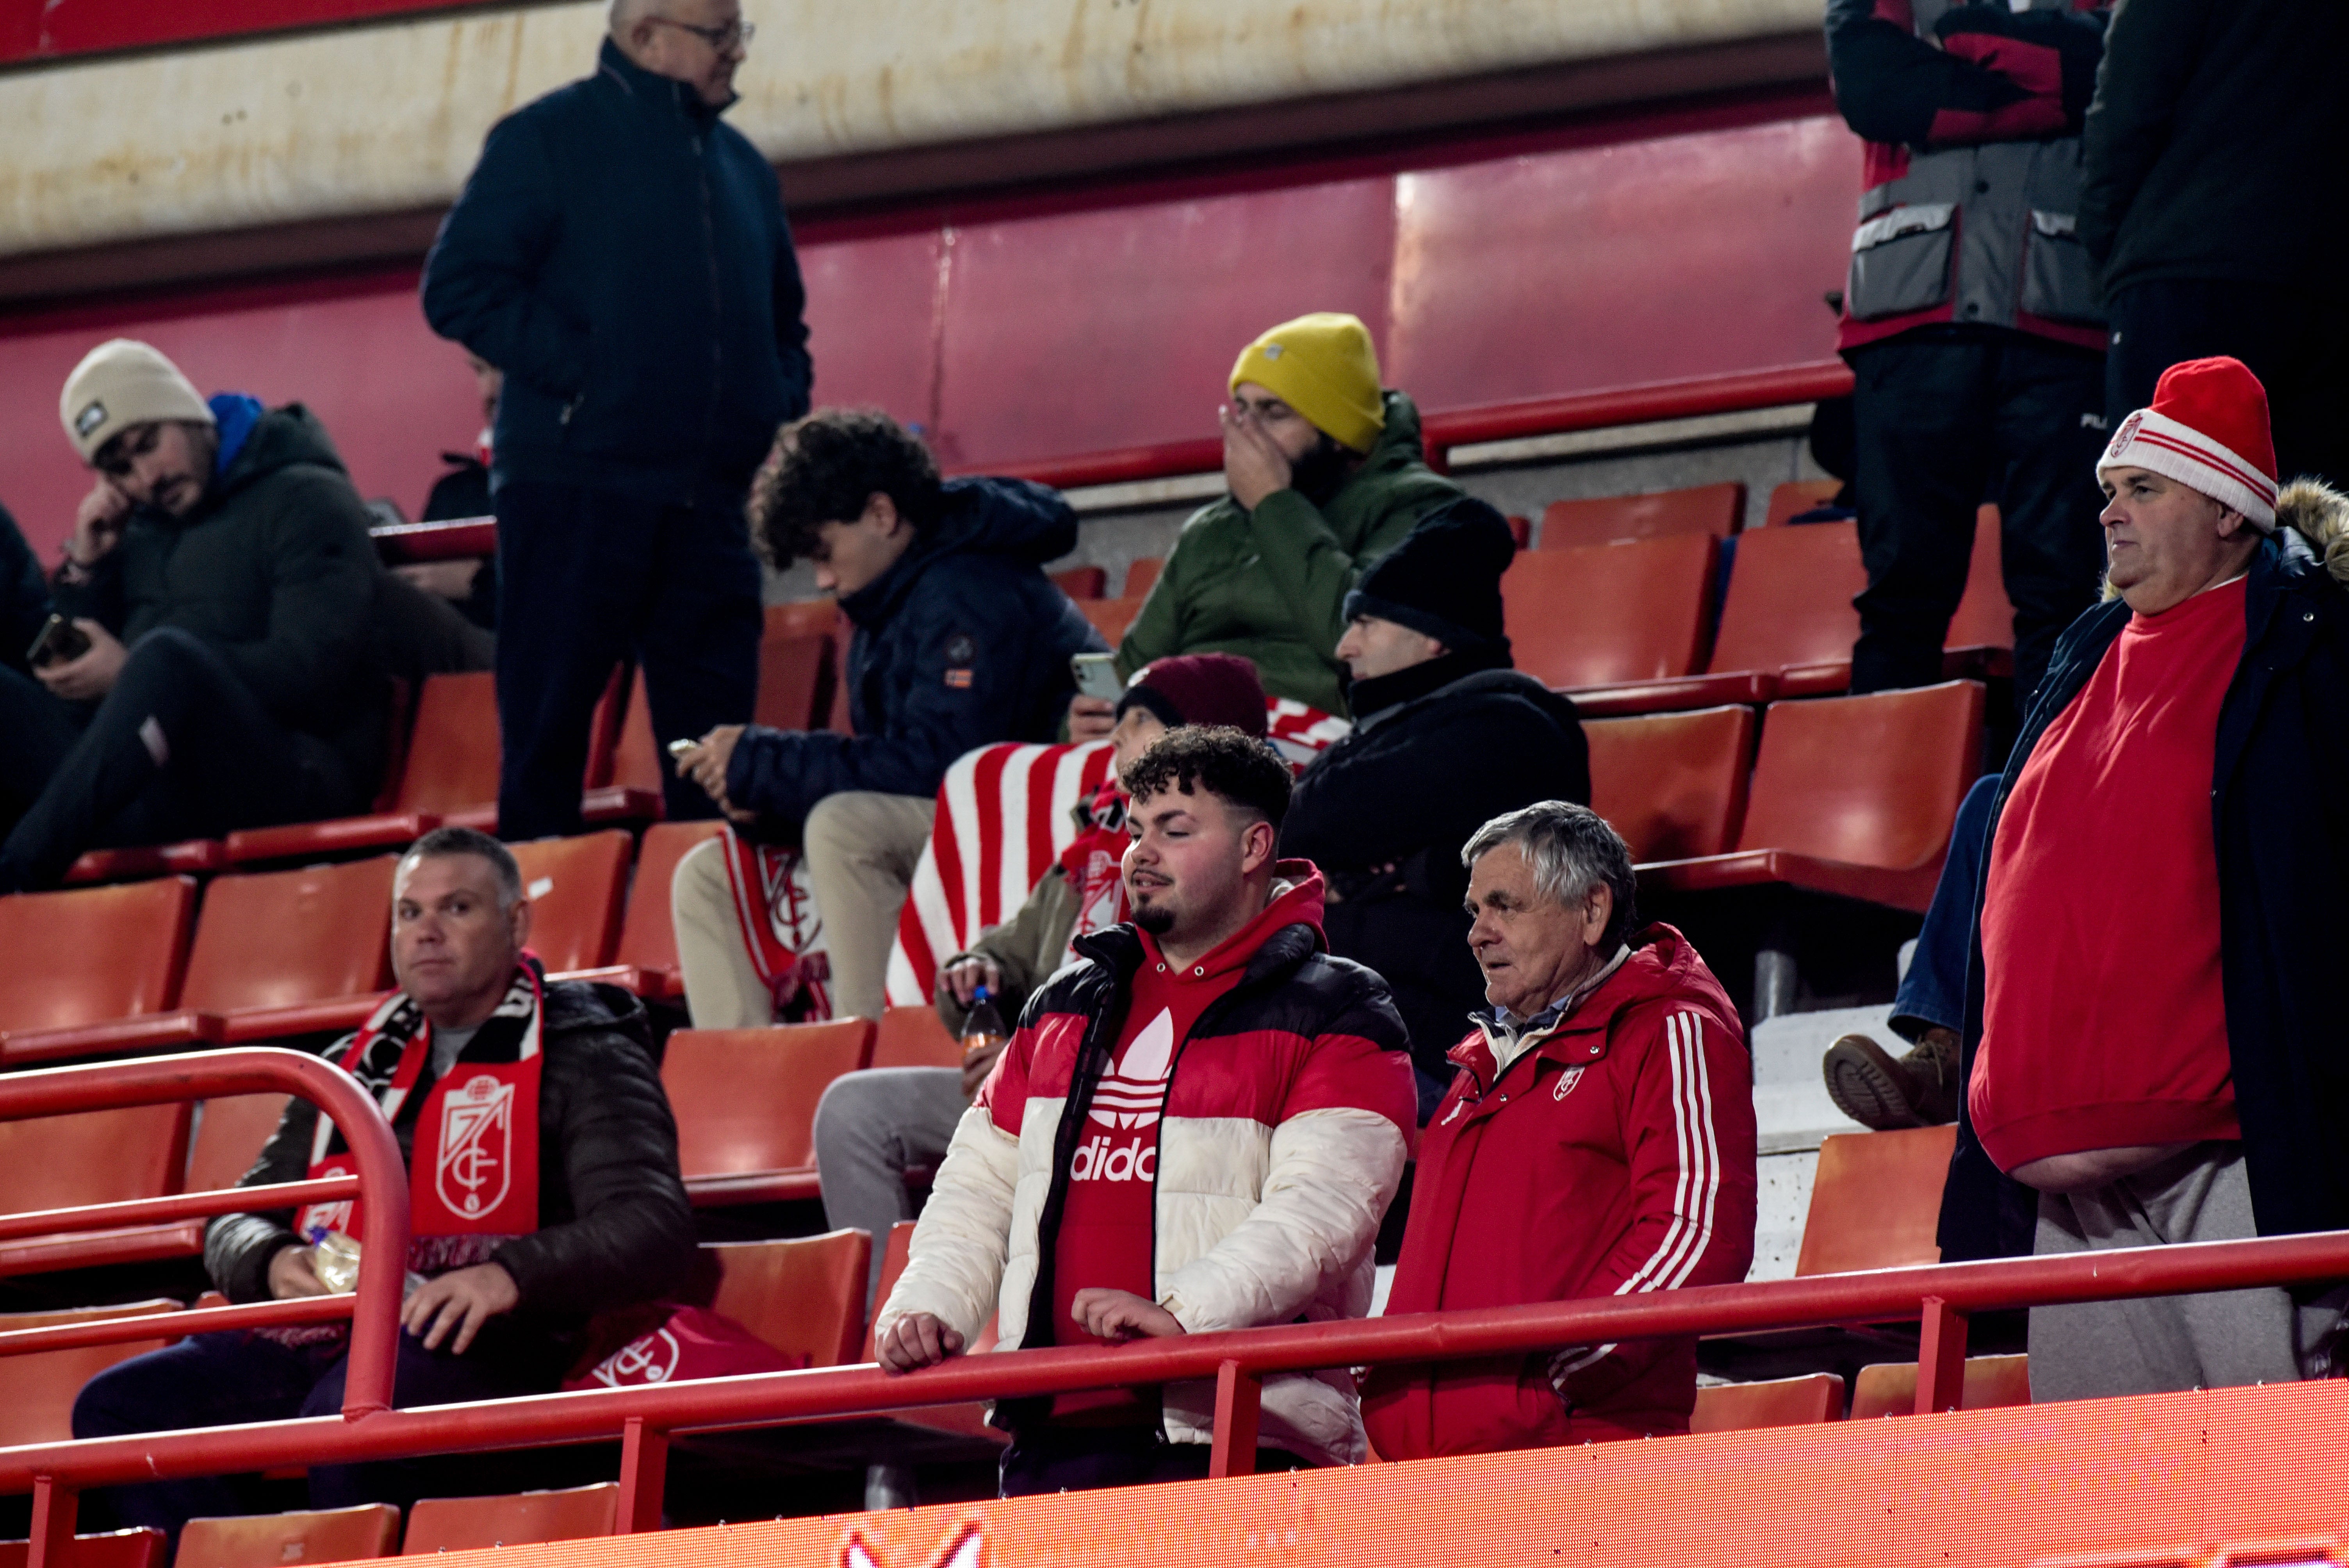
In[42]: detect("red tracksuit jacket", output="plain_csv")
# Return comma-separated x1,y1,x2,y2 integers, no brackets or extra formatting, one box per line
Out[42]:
1362,925,1757,1457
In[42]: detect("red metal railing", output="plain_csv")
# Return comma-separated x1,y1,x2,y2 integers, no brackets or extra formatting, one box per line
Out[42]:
11,1045,2340,1568
369,362,1857,562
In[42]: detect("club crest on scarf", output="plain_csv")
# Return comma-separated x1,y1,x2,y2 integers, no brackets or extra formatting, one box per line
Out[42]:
438,1073,517,1219
720,831,836,1021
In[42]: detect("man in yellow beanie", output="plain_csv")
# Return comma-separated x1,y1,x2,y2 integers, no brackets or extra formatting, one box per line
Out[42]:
1074,313,1461,736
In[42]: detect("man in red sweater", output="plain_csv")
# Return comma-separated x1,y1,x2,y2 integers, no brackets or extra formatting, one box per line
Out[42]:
1968,356,2349,1398
1362,802,1756,1456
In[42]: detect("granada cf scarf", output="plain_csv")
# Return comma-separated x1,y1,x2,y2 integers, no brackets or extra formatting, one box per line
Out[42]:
716,834,835,1021
299,958,545,1278
1055,779,1132,969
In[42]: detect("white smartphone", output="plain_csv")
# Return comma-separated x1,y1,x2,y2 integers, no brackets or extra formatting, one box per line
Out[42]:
1070,652,1125,702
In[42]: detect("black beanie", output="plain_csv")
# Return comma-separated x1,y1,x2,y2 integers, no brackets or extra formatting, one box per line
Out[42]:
1342,495,1515,655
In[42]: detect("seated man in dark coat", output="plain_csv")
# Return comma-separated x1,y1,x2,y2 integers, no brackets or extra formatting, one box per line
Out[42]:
1280,498,1588,1119
75,827,697,1542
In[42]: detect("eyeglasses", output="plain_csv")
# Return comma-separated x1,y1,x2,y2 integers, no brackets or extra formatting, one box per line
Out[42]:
648,16,753,52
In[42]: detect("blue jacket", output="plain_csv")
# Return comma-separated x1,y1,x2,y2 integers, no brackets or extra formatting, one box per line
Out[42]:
1941,521,2349,1260
420,40,811,510
727,478,1107,831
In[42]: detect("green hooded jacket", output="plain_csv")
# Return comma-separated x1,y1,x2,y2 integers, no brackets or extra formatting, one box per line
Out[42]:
1113,390,1462,717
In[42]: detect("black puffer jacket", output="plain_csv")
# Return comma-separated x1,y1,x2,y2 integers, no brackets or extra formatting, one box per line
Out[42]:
0,504,52,679
207,981,696,1322
50,405,389,802
1281,656,1589,1101
727,477,1104,834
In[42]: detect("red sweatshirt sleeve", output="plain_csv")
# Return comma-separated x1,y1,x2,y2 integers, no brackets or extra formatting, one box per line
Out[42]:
1550,1002,1758,1408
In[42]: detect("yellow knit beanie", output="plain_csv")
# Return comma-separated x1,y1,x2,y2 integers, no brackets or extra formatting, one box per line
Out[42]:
1228,312,1386,454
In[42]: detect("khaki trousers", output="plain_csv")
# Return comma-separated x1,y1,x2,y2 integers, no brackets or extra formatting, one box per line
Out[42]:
669,791,936,1027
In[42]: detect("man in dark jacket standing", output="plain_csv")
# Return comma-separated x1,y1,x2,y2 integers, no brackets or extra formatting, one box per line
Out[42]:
75,827,696,1538
421,0,811,838
0,340,387,891
1941,358,2349,1398
1825,0,2112,705
2081,0,2349,489
1281,498,1588,1120
672,411,1103,1025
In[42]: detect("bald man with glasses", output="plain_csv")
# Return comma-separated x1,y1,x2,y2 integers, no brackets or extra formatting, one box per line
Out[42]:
424,0,812,843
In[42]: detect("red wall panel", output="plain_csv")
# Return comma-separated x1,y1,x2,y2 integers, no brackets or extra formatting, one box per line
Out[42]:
794,223,945,432
0,0,483,65
1387,114,1854,413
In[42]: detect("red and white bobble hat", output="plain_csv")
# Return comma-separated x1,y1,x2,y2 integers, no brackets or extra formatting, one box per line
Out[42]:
2097,356,2279,531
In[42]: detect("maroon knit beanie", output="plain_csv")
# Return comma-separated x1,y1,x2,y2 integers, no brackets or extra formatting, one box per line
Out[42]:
1119,652,1267,737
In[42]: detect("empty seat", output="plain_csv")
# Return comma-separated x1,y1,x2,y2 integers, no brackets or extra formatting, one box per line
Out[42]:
665,1022,877,1204
0,1301,181,1446
1640,681,1985,913
1540,481,1744,548
1688,1372,1846,1432
756,620,836,733
872,1005,964,1070
1503,536,1716,690
187,1094,295,1192
1050,565,1107,600
1121,558,1163,599
1504,515,1531,550
0,877,198,1049
0,1529,165,1568
0,1099,198,1274
1944,503,2017,672
1763,479,1846,528
706,1230,874,1369
185,856,399,1041
556,819,726,999
1076,597,1145,645
1585,706,1755,862
175,1505,400,1568
64,840,226,886
766,599,840,639
400,1484,618,1554
1795,1125,1959,1277
509,832,633,974
1850,1353,2029,1418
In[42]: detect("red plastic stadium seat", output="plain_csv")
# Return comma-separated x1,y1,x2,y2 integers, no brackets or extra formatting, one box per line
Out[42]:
1504,515,1531,550
0,1529,166,1568
1584,706,1755,862
557,820,725,1000
1762,479,1845,528
757,605,836,732
665,1022,876,1205
604,669,663,800
186,855,399,1035
766,599,840,639
1078,597,1146,645
0,1104,200,1286
1051,565,1108,600
509,832,632,974
1689,1372,1845,1432
1121,558,1163,599
707,1230,874,1369
1945,503,2016,674
1795,1125,1960,1278
399,1484,617,1554
1849,1353,2028,1418
1502,536,1716,690
187,1095,295,1192
872,1005,964,1070
0,1302,182,1447
1639,681,1984,913
861,1221,1001,1439
175,1504,400,1568
1539,481,1743,549
64,839,227,886
0,877,197,1048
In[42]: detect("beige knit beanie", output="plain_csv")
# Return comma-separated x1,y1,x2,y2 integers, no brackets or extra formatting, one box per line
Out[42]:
59,339,213,464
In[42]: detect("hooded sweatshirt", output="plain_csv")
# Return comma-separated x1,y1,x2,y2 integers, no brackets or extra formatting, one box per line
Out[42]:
727,476,1106,831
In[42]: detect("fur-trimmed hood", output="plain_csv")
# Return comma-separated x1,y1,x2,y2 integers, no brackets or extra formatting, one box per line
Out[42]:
2277,478,2349,588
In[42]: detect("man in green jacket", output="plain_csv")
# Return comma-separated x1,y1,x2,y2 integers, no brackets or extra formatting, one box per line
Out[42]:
1070,312,1462,739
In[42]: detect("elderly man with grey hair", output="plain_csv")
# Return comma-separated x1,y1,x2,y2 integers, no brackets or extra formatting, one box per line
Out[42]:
1362,801,1757,1459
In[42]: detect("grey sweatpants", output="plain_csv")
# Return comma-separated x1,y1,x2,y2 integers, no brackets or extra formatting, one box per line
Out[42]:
813,1066,973,1306
2029,1141,2346,1402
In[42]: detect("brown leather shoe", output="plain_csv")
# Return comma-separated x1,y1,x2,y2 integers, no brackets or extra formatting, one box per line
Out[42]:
1822,1026,1960,1130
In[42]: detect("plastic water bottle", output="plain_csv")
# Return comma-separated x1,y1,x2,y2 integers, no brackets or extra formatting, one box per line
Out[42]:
308,1228,362,1293
961,985,1009,1068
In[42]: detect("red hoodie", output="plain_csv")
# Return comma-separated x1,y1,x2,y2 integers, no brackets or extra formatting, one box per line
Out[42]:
1362,925,1757,1457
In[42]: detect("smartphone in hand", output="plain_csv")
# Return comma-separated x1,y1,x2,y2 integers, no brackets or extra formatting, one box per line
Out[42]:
26,615,91,670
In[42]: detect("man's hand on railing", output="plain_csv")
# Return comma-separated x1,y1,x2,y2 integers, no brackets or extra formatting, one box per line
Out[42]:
876,1311,965,1373
401,1263,520,1355
1070,1288,1183,1342
267,1244,333,1300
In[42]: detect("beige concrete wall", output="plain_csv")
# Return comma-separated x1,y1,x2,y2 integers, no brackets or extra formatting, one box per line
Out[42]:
0,0,1821,258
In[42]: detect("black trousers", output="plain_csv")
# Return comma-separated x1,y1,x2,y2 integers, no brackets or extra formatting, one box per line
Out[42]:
1846,330,2110,706
998,1424,1311,1497
493,481,762,839
0,627,352,891
2106,279,2349,492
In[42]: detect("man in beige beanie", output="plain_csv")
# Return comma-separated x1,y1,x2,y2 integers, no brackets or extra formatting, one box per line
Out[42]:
0,340,387,891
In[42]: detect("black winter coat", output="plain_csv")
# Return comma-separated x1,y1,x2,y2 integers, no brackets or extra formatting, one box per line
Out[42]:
50,406,389,799
208,981,697,1325
2080,0,2349,298
1941,524,2349,1261
727,478,1105,833
1281,659,1589,1094
421,40,811,510
0,504,53,678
